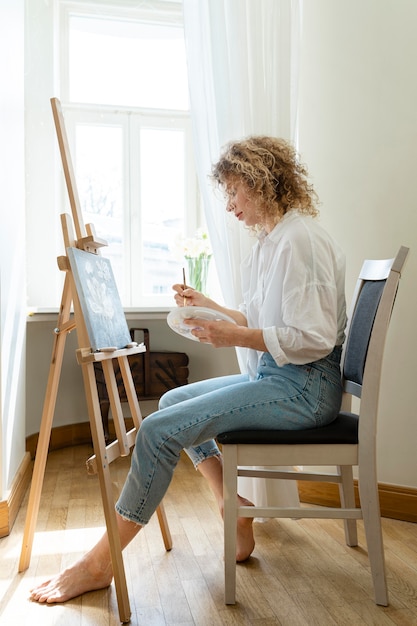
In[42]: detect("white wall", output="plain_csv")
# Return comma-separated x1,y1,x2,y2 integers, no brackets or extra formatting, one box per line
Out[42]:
298,0,417,487
0,0,27,497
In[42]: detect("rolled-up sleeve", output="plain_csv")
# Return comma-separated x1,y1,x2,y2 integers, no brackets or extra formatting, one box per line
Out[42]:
263,326,289,366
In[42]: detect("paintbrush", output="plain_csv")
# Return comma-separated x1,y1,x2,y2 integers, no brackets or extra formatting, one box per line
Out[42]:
182,267,187,307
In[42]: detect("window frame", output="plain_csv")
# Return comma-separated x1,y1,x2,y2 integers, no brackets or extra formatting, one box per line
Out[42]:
56,0,200,309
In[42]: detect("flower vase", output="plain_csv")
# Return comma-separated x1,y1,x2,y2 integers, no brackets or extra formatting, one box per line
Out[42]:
186,255,211,295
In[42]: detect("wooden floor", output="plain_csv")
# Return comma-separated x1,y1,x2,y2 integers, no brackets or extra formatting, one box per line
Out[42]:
1,444,416,625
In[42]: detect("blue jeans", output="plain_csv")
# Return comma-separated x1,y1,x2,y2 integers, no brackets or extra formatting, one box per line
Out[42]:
115,348,342,526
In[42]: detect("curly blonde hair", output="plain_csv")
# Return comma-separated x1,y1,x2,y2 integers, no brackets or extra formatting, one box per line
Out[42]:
211,136,319,228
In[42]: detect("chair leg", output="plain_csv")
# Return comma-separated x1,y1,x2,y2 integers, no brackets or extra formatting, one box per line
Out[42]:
223,445,238,604
358,464,388,606
338,465,358,546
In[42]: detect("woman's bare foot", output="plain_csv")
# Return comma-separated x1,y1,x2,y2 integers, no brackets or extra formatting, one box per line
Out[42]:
29,553,113,604
30,514,141,605
236,496,255,562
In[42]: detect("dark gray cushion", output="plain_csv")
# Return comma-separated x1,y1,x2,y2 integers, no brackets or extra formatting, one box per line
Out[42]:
217,412,359,445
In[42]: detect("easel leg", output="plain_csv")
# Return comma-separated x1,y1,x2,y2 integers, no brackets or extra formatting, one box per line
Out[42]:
82,361,131,624
156,505,172,552
19,277,72,573
118,356,173,551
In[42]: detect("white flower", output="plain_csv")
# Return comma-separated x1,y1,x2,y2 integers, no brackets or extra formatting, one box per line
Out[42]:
172,228,212,261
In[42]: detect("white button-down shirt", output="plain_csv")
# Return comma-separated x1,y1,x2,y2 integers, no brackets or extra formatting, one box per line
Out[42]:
239,211,347,379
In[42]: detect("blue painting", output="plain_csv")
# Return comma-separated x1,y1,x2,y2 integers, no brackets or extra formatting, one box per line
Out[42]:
67,247,132,351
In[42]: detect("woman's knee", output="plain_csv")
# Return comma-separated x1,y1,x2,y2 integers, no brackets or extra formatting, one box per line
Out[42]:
158,386,185,410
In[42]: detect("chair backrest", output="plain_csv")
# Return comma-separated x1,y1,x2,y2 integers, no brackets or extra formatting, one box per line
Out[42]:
341,246,409,405
343,278,386,397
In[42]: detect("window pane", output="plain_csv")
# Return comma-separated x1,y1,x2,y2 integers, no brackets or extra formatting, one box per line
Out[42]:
139,128,185,298
75,124,126,299
69,16,189,110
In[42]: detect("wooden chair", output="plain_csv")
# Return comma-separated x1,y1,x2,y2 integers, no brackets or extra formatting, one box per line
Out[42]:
217,245,409,607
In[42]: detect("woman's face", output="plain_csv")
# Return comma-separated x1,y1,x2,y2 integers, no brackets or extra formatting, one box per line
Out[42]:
225,182,260,228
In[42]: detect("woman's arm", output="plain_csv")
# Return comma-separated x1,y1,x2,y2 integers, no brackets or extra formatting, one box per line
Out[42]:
188,321,267,351
172,284,267,349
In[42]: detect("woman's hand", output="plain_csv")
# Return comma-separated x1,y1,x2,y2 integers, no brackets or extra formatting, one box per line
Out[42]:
183,318,238,347
172,284,210,308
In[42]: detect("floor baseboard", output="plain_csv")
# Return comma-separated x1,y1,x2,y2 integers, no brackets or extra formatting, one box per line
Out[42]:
0,452,32,538
298,479,417,523
25,421,94,458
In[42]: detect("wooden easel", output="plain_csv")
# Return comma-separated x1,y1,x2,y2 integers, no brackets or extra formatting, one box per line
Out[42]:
19,97,172,623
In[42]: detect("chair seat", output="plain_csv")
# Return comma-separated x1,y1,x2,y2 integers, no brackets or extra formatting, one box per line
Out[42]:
217,411,359,445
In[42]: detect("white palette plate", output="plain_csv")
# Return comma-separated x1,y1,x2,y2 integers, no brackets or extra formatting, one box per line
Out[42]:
167,306,236,342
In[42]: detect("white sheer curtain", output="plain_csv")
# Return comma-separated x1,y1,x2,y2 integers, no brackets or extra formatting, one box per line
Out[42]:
183,0,302,509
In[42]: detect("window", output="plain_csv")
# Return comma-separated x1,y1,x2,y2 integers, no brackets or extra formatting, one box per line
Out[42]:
58,0,199,309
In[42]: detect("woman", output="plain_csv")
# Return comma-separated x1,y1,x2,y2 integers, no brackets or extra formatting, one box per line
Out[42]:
30,136,346,604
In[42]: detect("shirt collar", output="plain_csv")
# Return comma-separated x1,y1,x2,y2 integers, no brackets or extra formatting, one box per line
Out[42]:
259,210,300,244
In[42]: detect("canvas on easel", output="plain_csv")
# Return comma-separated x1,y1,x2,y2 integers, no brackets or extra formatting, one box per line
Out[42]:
18,97,172,624
67,246,131,351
